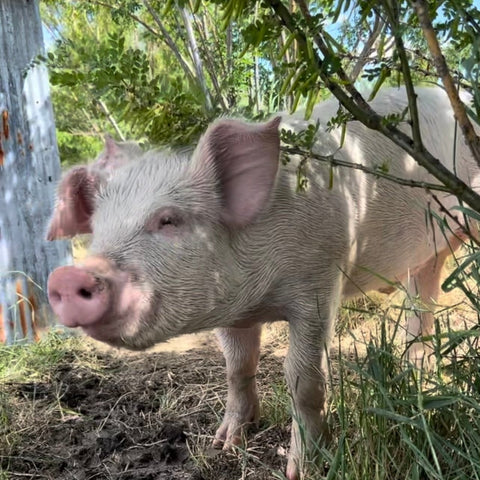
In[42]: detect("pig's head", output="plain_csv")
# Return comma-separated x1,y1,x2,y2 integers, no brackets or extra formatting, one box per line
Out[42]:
47,118,281,350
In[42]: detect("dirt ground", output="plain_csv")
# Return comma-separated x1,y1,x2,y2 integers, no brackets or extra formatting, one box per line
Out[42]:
1,328,293,480
2,275,478,480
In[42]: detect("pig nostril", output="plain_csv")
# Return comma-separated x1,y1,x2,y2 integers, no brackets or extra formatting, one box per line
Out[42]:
78,288,93,300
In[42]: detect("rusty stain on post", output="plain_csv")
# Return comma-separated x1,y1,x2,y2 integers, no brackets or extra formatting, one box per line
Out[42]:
2,110,9,139
0,277,42,345
15,279,40,341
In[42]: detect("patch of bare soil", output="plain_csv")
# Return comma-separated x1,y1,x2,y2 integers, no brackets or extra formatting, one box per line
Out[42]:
2,270,477,480
1,337,290,480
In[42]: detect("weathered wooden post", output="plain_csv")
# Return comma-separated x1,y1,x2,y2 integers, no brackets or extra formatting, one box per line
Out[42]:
0,0,72,344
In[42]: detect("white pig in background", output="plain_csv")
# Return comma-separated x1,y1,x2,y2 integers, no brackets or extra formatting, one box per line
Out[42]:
47,88,479,480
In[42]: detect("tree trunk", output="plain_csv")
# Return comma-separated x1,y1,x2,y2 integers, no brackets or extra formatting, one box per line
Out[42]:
142,0,197,86
179,6,213,112
0,0,71,344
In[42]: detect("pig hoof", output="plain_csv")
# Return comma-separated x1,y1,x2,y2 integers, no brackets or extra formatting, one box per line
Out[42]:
212,422,243,450
212,434,242,450
213,409,258,450
406,342,434,370
286,458,300,480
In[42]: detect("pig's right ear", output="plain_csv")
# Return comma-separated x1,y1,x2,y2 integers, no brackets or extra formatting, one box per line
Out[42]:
191,116,281,227
47,166,100,240
94,135,142,173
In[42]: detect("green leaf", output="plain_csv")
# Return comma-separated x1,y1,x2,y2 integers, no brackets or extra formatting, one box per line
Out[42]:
368,65,391,101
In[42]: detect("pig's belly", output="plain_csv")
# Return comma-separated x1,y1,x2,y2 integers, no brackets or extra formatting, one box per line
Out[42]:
340,234,448,299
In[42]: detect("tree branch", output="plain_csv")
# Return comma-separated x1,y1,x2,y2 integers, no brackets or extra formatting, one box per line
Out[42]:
349,14,385,82
264,0,480,213
88,0,197,83
384,1,423,151
178,5,213,111
411,0,480,166
142,0,197,82
96,99,125,140
293,0,374,112
189,7,228,111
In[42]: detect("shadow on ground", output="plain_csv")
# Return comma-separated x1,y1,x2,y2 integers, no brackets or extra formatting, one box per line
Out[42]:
1,339,290,480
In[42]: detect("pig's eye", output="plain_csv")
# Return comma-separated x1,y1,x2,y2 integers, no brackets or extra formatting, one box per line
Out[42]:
159,216,175,228
145,208,182,234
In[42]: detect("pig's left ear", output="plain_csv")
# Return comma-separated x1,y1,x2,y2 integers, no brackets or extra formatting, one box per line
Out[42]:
192,116,281,227
46,166,101,240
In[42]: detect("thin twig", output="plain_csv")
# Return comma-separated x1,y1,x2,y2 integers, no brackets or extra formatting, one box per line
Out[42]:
341,51,473,91
281,145,452,193
88,0,160,39
430,193,480,247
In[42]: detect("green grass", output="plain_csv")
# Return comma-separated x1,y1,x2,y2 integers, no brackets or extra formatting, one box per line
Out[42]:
1,302,480,479
0,332,85,451
262,381,291,428
300,318,480,480
0,330,82,382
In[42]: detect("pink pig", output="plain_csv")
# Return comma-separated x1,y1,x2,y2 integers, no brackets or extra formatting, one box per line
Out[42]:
47,88,479,479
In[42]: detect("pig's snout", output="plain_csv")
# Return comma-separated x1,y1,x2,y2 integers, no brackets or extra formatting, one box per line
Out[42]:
48,266,110,328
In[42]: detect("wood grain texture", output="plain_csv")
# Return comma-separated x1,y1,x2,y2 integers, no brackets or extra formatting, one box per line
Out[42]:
0,0,72,343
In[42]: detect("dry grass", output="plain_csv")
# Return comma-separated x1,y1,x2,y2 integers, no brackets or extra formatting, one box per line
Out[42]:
2,244,480,479
0,331,292,480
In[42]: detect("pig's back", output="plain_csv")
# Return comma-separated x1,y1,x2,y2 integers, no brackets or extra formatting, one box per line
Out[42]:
277,87,477,296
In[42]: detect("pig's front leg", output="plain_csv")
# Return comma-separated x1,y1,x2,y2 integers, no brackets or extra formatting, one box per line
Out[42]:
213,324,262,448
284,297,339,480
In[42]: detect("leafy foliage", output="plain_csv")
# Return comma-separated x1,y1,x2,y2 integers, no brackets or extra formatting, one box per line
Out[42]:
42,0,290,163
42,0,480,214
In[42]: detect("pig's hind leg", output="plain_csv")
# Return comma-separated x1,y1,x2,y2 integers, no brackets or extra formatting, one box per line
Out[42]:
405,236,463,366
213,324,262,449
